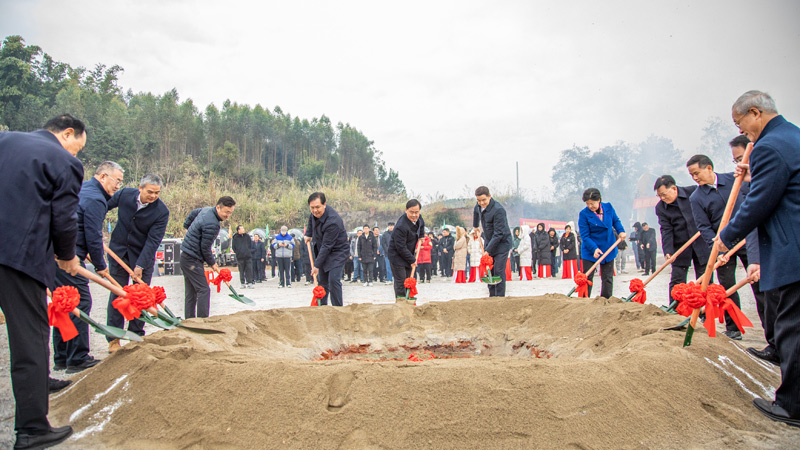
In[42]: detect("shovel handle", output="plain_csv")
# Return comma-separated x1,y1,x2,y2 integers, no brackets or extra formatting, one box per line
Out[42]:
103,244,146,284
585,236,623,277
306,241,318,286
711,239,747,271
76,265,126,298
643,231,702,287
409,239,422,278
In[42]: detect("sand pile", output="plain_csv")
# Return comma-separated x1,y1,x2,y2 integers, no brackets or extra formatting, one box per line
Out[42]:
50,295,797,449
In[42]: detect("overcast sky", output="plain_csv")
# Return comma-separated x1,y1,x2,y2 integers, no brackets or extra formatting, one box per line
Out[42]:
2,0,799,199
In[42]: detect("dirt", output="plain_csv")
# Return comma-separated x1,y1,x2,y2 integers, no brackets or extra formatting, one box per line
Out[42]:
45,292,798,449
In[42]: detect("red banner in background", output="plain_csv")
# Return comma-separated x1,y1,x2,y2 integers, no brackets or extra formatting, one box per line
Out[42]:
519,219,569,231
633,196,660,209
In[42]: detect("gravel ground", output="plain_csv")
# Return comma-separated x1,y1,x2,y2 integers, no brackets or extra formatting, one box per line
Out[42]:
0,260,764,447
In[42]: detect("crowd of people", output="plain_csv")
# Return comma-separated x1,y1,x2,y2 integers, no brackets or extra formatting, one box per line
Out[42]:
0,89,798,448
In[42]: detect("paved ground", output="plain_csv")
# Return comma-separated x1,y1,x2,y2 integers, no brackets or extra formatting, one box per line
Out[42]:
0,261,765,447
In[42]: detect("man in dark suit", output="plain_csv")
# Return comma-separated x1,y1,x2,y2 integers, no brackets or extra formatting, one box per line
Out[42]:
638,223,657,276
105,174,169,353
0,114,85,448
54,161,124,374
473,186,512,297
304,192,349,306
387,199,425,300
718,90,800,426
439,229,455,277
687,154,759,341
654,175,709,305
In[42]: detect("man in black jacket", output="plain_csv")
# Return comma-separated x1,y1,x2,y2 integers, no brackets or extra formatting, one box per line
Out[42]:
439,229,455,277
654,175,709,305
54,161,124,374
387,199,425,300
105,174,169,352
358,225,378,286
181,197,236,318
253,234,267,282
231,225,253,288
639,223,658,276
304,192,349,306
473,186,513,297
0,114,84,449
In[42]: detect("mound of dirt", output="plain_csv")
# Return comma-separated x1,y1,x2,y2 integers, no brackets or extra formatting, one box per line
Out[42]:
50,295,797,449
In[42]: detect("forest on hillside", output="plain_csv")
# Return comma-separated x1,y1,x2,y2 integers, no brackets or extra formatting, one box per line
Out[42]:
0,35,405,198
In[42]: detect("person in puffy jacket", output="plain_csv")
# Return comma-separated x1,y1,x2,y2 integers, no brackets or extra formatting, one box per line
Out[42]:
549,228,559,277
231,225,253,288
560,224,578,279
518,225,533,280
452,226,468,283
467,228,484,282
357,225,378,286
533,223,551,277
272,226,294,287
511,227,522,275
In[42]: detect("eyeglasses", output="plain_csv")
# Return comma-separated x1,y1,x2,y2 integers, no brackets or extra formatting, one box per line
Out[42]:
104,173,124,188
733,108,761,129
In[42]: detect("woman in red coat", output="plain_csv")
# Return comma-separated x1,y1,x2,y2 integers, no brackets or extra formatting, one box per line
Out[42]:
416,235,433,282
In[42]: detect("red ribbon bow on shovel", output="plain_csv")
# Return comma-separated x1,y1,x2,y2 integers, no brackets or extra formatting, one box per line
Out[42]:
574,272,593,298
311,285,326,307
49,286,80,341
628,278,646,304
212,269,233,293
404,278,418,298
112,284,156,321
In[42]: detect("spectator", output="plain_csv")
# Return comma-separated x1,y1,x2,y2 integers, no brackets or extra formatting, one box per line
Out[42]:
511,227,522,275
549,228,559,277
578,188,626,298
639,223,657,275
518,225,533,280
533,223,551,278
416,233,433,282
380,222,394,283
231,226,254,289
252,234,267,283
292,235,302,283
437,233,445,276
343,237,354,281
615,232,628,274
373,227,386,283
272,226,294,288
429,231,440,277
560,224,578,278
350,229,363,283
269,237,277,279
453,226,468,283
357,225,378,286
467,228,484,282
299,236,312,285
629,222,644,272
439,228,455,277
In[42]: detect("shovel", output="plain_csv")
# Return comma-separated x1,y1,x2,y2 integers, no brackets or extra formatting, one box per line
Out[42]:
103,244,181,318
406,239,423,300
624,231,701,303
665,276,755,332
566,236,623,297
47,286,142,342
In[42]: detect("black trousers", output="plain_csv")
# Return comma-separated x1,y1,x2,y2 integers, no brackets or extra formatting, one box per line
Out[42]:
582,259,614,298
375,255,386,282
441,253,453,277
551,251,558,276
392,263,412,298
0,265,51,434
181,253,210,318
317,265,344,306
270,255,277,277
668,250,706,303
53,261,92,366
237,258,253,285
303,260,312,282
758,288,778,351
772,280,800,417
106,256,153,342
415,262,431,282
362,261,375,283
488,252,508,297
292,259,302,282
430,255,438,277
252,259,263,281
277,257,292,286
643,248,656,274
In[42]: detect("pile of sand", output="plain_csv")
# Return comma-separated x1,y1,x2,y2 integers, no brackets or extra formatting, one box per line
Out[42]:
50,295,797,449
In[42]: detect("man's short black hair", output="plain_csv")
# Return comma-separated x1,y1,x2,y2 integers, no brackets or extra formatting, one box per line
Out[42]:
653,175,677,191
44,114,86,136
362,224,369,229
388,222,395,226
308,192,326,204
442,228,450,233
582,188,601,202
729,135,751,148
237,225,245,231
686,154,714,169
406,199,421,209
475,186,490,197
642,222,649,227
217,196,236,207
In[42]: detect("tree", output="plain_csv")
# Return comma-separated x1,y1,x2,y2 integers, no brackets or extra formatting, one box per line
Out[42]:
698,116,739,166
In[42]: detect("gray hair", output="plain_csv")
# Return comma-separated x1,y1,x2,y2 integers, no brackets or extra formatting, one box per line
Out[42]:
732,90,778,115
94,161,124,176
139,173,163,187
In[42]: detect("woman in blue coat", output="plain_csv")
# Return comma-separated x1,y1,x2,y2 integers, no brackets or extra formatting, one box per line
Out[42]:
578,188,626,298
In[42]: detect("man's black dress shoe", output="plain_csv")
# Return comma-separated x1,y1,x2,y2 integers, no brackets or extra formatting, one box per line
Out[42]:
48,377,71,394
14,425,73,449
753,398,800,428
65,356,101,374
747,346,781,366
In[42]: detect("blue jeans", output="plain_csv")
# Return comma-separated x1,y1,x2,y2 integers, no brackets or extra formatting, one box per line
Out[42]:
352,256,361,281
385,256,393,281
318,265,344,306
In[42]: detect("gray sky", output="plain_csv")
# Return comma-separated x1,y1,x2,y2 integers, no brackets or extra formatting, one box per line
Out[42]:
2,0,799,199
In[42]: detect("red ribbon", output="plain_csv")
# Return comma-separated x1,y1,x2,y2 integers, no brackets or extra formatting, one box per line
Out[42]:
49,286,80,341
671,282,707,317
574,272,592,298
409,351,435,361
628,278,646,304
404,278,418,298
479,254,494,276
152,286,167,305
706,283,753,335
212,269,233,293
112,284,156,321
311,285,326,306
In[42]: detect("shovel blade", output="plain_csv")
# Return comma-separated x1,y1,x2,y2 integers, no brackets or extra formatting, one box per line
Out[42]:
227,286,255,305
77,310,141,341
663,317,690,331
683,323,695,347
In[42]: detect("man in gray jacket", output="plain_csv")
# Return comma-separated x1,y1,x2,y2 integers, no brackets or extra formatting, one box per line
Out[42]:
180,196,235,318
